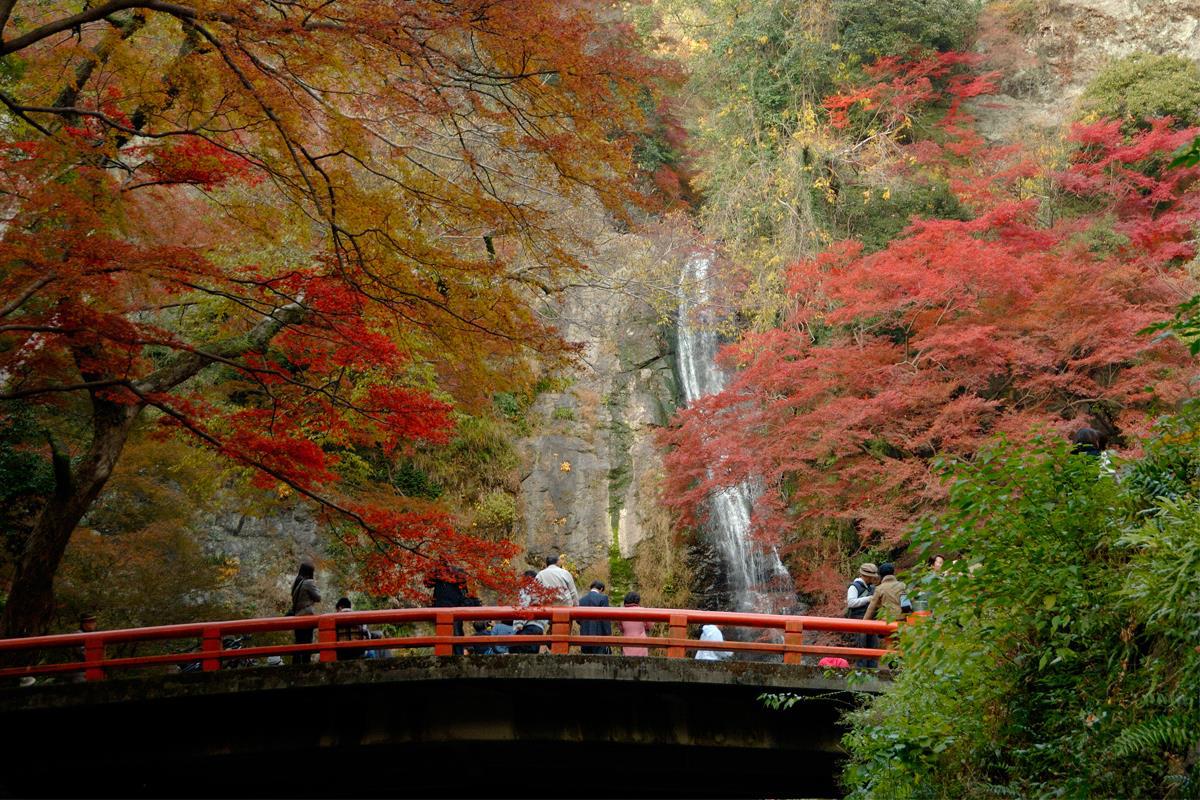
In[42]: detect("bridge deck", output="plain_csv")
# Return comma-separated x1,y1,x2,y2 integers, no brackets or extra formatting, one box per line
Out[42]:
0,655,889,798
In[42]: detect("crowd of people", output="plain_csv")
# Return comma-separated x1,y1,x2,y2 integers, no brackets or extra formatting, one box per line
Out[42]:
282,552,948,666
285,553,733,662
281,426,1119,667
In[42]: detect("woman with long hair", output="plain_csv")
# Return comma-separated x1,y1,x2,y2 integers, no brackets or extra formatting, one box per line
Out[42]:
289,559,321,664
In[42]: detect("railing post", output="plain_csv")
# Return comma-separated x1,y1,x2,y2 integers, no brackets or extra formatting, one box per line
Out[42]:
84,637,105,682
434,612,454,656
783,618,804,665
317,615,337,663
550,609,570,655
666,614,687,659
201,626,221,672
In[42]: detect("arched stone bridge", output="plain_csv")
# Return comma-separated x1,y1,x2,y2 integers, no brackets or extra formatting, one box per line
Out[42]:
0,607,898,797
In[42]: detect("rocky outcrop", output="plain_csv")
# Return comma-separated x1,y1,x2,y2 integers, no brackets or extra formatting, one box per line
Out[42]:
970,0,1200,140
195,493,343,615
516,234,681,578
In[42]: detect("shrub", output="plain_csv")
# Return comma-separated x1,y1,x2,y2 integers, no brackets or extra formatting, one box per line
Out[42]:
842,430,1200,798
473,491,517,534
835,0,981,61
1081,52,1200,129
833,181,968,252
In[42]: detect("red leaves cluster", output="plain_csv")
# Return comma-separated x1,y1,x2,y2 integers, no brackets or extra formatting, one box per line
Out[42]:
663,57,1200,611
823,52,996,135
139,137,261,189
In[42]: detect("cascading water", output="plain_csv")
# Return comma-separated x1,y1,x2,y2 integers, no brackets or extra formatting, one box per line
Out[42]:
676,253,794,615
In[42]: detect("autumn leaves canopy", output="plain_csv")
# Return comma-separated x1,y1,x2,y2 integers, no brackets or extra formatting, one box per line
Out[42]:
0,0,662,634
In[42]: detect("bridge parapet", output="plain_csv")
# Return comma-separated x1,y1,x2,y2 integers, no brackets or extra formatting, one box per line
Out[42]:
0,606,900,682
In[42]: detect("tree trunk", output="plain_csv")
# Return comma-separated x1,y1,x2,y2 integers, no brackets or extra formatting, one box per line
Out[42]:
1,398,139,639
0,303,303,642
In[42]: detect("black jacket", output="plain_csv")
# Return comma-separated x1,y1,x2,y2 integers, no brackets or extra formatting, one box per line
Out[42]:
577,590,612,636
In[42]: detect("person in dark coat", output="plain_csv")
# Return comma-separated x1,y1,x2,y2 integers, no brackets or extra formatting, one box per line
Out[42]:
289,559,321,665
425,563,470,654
334,597,370,661
577,580,612,655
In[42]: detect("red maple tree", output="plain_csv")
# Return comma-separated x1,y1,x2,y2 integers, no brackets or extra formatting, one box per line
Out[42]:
663,56,1200,611
0,0,664,636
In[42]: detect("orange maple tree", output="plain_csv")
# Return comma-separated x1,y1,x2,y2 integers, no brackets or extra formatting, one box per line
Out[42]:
661,56,1200,610
0,0,662,635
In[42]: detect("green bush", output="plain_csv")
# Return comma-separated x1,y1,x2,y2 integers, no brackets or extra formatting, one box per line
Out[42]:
841,429,1200,798
835,0,981,61
1081,52,1200,129
392,460,442,500
834,181,968,252
473,491,517,533
0,410,54,560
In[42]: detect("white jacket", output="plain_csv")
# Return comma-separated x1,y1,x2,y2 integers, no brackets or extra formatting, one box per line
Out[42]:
695,624,731,661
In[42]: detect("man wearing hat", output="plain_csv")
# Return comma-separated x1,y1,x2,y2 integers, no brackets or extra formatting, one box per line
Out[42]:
846,563,880,667
846,563,879,619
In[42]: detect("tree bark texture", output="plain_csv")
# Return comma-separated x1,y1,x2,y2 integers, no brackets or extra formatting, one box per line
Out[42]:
1,397,137,640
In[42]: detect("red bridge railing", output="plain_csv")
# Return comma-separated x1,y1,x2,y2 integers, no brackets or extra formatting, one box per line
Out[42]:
0,606,902,682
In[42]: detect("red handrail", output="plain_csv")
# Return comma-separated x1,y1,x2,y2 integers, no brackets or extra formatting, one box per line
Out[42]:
0,606,903,682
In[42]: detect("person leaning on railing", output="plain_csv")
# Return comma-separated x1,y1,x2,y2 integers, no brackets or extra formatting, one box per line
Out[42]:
616,592,650,656
334,597,370,661
287,559,321,665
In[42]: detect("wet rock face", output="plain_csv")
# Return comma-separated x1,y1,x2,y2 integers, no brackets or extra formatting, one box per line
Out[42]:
516,239,681,575
970,0,1200,141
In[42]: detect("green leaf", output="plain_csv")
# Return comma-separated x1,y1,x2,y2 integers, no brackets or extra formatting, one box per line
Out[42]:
1043,594,1057,609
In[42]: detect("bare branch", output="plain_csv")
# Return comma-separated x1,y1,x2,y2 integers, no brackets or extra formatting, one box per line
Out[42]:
0,0,224,56
0,379,131,401
0,274,56,318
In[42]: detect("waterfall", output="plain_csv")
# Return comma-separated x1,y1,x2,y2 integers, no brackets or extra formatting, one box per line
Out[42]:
676,253,794,615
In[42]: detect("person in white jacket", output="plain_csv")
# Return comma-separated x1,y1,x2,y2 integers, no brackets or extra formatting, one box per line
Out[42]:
695,624,732,661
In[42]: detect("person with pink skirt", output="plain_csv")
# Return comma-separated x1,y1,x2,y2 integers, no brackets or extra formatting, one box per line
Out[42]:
618,592,651,656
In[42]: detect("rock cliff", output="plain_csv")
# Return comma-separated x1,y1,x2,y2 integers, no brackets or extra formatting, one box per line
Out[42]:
972,0,1200,139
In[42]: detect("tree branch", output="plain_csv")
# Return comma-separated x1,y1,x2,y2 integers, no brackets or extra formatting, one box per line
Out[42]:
0,379,131,401
52,10,148,124
0,274,56,318
0,0,221,56
0,0,17,42
134,301,305,394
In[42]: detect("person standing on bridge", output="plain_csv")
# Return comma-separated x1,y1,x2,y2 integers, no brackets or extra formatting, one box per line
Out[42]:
288,559,321,665
70,612,98,683
425,563,472,655
535,554,579,607
577,580,612,655
334,597,370,661
865,562,907,622
847,563,879,668
617,592,651,657
525,555,577,655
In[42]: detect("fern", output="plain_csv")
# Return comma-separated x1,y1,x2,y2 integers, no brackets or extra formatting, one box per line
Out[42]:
1110,714,1198,759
